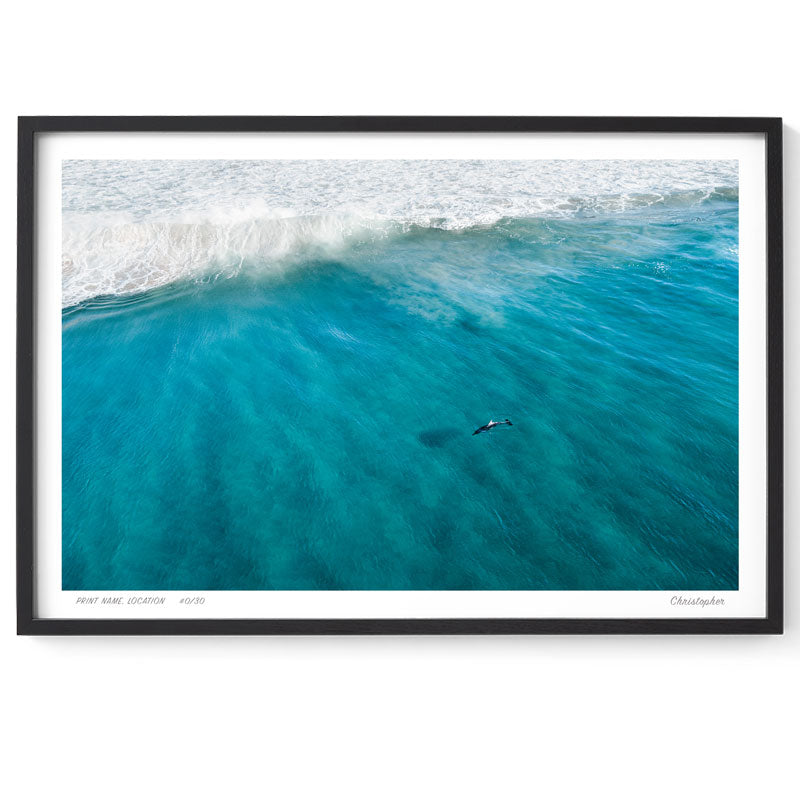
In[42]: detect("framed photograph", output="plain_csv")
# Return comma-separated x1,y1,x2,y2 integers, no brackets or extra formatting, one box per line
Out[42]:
17,117,783,635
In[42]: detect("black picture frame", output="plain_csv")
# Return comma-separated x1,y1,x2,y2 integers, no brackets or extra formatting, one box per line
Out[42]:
17,116,784,635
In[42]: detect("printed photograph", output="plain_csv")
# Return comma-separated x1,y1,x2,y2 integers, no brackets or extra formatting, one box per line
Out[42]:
61,159,739,591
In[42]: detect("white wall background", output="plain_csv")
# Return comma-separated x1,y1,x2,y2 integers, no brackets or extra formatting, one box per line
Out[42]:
1,2,796,797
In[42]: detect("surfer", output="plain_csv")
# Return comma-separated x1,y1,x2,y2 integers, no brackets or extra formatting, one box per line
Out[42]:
472,419,513,435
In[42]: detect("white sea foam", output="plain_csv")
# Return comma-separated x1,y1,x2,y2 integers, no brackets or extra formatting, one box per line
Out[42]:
62,159,738,307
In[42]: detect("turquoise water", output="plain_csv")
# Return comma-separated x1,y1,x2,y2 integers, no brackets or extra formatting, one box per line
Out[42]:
62,198,738,590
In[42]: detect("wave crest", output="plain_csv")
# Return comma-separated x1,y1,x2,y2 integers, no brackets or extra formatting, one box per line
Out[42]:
62,187,737,308
62,212,391,308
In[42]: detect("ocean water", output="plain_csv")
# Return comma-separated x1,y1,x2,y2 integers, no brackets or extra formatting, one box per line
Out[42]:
62,160,739,590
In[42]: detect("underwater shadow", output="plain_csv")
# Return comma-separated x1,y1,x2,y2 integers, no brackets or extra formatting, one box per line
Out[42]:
417,427,463,448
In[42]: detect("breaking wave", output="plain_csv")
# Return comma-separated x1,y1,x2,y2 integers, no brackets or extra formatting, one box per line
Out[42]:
62,211,390,308
62,159,738,307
